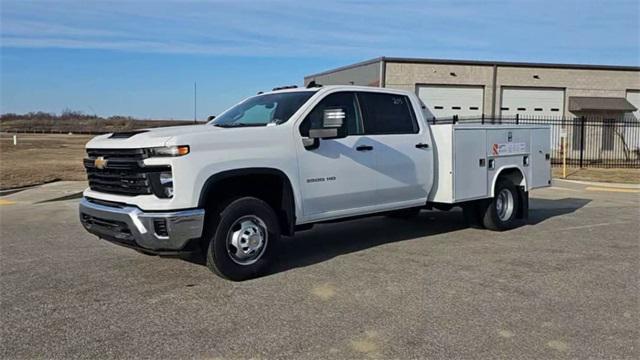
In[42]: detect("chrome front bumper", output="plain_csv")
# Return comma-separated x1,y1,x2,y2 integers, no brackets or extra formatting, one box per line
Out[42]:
79,198,205,251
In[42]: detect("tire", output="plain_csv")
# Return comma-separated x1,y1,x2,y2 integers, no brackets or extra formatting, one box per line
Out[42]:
481,180,520,231
204,197,280,281
386,207,421,219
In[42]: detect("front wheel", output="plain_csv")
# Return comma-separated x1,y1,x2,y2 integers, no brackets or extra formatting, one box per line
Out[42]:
204,197,280,281
481,180,519,231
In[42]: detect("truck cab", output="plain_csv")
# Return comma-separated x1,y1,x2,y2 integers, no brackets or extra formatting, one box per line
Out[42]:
80,85,551,280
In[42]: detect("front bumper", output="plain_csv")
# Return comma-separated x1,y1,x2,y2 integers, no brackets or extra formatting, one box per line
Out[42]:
79,197,205,252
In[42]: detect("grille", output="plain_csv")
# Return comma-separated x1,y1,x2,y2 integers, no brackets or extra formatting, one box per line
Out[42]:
84,148,168,196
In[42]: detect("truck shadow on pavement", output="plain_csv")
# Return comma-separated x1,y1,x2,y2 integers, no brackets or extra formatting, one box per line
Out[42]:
527,197,591,225
181,197,589,276
265,197,591,275
269,211,467,274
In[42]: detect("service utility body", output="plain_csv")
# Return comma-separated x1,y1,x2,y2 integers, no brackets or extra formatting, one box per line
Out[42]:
79,85,551,280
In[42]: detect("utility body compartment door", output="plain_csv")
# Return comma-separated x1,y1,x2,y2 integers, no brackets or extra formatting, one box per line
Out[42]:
530,128,552,188
453,129,487,201
485,128,531,194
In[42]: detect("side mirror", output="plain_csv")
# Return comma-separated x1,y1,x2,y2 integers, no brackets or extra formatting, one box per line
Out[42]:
207,115,216,121
308,108,346,140
322,108,345,128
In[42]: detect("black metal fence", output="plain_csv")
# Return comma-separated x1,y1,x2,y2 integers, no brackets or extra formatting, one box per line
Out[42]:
430,114,640,168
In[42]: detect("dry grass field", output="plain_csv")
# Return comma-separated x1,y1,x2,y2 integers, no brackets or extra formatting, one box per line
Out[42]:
0,133,91,189
0,116,199,134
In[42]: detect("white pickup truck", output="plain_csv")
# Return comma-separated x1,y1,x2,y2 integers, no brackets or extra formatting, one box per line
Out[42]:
79,85,551,280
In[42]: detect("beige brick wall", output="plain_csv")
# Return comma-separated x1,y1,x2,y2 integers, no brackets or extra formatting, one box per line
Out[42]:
384,61,640,118
384,62,495,113
496,67,640,117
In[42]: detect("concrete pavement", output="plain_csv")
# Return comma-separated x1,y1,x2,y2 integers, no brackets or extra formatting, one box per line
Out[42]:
0,182,638,359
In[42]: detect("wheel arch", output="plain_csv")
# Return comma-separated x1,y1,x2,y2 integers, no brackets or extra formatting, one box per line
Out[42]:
198,168,297,236
490,166,528,197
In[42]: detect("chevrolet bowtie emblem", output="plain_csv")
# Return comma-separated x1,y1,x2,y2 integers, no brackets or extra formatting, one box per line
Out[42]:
94,156,108,170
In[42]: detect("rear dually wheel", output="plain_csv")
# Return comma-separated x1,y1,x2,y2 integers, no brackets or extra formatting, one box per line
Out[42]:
482,180,519,231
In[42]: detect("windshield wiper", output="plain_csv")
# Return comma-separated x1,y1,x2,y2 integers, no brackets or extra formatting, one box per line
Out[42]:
213,123,266,128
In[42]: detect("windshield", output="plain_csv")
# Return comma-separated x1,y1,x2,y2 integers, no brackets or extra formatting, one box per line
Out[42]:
211,91,315,127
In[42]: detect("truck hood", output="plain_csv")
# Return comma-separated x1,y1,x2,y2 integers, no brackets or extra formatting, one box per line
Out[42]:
86,124,219,149
86,123,287,152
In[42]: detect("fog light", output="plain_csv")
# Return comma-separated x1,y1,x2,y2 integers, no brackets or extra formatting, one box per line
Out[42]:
153,219,169,237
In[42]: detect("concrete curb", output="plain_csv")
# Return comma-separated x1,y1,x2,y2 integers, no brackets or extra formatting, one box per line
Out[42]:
0,179,61,196
553,178,640,189
2,181,88,204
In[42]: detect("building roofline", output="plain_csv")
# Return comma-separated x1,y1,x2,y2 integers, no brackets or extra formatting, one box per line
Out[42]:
304,56,640,79
383,56,640,71
304,57,384,79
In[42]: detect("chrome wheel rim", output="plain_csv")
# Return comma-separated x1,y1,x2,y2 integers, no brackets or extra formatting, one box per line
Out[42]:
226,215,268,266
496,188,515,221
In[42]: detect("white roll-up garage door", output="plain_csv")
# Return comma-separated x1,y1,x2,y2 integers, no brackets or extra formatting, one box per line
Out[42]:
417,85,484,118
500,87,565,117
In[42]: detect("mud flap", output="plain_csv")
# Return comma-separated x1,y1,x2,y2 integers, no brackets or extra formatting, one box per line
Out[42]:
516,187,529,220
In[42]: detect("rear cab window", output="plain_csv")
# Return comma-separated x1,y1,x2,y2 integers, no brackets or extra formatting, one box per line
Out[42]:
357,92,419,135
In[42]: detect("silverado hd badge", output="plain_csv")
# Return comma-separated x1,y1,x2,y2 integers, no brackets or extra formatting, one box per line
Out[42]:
306,176,336,183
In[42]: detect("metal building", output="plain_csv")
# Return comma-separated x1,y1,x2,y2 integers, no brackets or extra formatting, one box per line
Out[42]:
304,57,640,121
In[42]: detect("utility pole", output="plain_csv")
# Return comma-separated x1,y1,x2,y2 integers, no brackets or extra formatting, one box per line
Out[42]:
193,82,197,123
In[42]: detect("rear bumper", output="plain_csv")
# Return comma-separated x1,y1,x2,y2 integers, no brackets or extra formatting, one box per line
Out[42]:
79,197,205,252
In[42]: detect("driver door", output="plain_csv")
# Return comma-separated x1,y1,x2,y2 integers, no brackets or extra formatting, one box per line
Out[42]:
295,92,378,221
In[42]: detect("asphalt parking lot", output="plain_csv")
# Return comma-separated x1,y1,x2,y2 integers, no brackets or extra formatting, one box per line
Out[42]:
1,180,638,359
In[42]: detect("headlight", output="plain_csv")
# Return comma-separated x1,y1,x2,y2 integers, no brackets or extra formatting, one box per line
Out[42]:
146,145,190,157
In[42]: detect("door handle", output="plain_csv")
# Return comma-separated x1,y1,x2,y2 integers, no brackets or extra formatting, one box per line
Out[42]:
415,143,430,149
356,145,374,151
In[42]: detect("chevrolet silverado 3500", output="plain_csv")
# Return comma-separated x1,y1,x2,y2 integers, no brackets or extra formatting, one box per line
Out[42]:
79,85,551,280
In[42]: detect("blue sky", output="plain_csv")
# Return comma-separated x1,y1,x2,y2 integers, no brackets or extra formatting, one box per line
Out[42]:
1,0,638,120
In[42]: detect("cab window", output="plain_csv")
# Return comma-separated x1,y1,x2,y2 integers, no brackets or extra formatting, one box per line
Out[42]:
358,92,419,135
